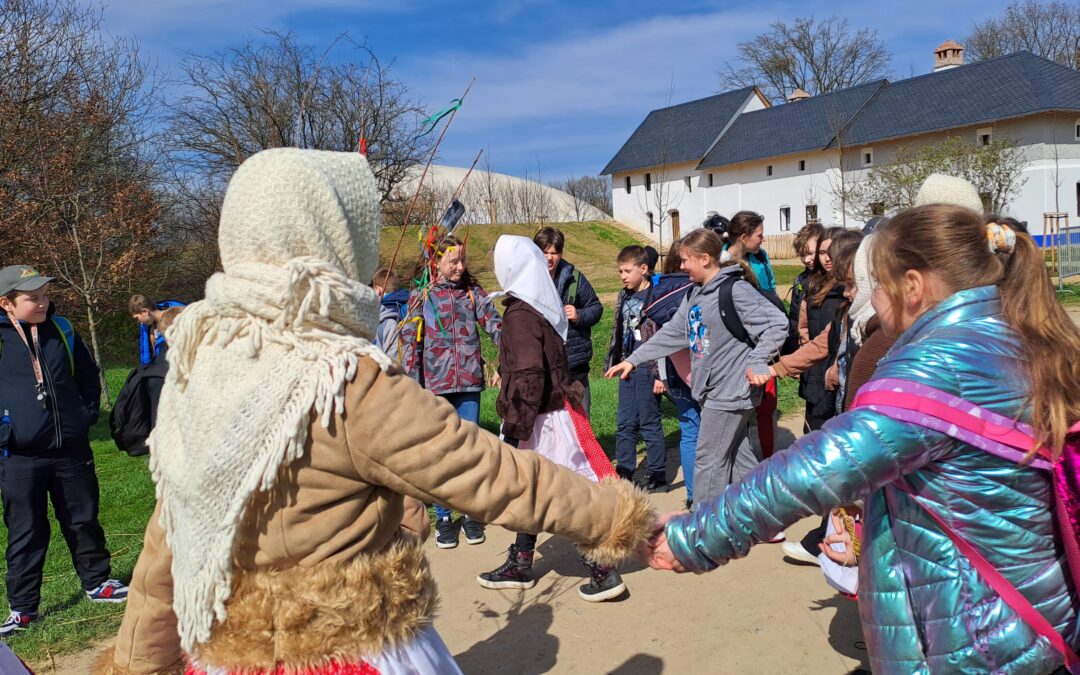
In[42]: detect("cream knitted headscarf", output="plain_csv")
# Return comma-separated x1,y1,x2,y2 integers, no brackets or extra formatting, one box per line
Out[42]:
848,234,877,345
148,148,392,653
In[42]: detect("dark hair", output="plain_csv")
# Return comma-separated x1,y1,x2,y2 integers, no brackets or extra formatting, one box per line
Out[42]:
873,204,1080,453
533,227,565,253
828,230,865,285
128,294,154,314
793,222,825,257
727,211,764,242
703,212,730,237
808,227,847,306
617,245,649,267
663,238,683,274
644,246,659,272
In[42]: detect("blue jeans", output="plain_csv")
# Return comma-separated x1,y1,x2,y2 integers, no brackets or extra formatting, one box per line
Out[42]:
666,385,700,501
615,368,666,477
434,392,481,521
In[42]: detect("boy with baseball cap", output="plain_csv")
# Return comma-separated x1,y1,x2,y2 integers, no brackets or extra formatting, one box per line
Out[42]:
0,265,127,635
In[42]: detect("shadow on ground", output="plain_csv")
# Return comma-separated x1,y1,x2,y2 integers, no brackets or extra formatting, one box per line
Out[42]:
453,591,559,674
810,595,871,671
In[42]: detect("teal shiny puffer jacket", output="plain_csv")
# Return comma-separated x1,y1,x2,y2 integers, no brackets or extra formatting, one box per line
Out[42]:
666,286,1079,673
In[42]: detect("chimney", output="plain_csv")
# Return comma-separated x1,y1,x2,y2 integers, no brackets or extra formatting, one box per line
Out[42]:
934,40,965,71
786,88,811,103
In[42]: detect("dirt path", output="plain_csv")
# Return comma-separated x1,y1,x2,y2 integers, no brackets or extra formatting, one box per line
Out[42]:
40,413,868,675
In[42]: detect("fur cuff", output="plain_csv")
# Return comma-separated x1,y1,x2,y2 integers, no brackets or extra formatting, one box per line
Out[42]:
578,477,656,567
92,646,185,675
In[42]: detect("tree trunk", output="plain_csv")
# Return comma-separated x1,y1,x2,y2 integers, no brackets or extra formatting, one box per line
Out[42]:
83,297,110,407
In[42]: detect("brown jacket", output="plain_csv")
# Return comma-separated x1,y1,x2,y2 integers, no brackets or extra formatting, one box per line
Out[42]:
98,358,653,674
496,298,577,441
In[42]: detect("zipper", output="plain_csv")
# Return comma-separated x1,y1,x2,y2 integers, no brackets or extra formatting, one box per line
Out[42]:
37,329,63,448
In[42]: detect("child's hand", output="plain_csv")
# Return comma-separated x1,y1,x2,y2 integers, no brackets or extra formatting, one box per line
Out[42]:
745,368,771,386
490,372,502,389
564,304,578,323
653,379,666,395
605,362,635,380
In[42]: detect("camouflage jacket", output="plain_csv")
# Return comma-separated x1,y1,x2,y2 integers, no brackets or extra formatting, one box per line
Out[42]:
400,279,502,396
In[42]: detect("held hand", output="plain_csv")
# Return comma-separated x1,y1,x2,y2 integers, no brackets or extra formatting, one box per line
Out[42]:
745,367,770,387
653,379,666,395
490,372,502,389
645,531,688,573
819,539,856,566
564,304,578,323
768,365,778,379
605,362,635,380
825,364,839,391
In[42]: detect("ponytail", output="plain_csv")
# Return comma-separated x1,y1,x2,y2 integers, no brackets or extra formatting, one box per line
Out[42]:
873,205,1080,454
999,231,1080,453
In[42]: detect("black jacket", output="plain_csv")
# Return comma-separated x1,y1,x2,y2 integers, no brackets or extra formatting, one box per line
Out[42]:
552,260,603,375
0,306,101,454
798,284,845,416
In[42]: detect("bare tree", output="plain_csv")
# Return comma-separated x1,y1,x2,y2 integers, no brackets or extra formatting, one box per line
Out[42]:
165,31,431,203
555,175,612,219
722,16,892,104
0,0,163,398
838,136,1029,220
965,0,1080,68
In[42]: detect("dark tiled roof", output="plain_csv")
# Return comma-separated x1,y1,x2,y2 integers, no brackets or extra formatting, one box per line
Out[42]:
600,87,757,175
697,80,886,169
838,51,1080,147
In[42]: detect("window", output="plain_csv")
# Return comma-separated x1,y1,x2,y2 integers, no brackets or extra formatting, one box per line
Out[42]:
647,212,654,234
1075,120,1080,140
685,176,692,193
645,173,652,192
779,207,791,232
624,176,631,194
862,148,873,166
708,173,714,187
870,202,885,216
766,165,773,176
978,127,992,146
798,159,806,172
805,204,818,222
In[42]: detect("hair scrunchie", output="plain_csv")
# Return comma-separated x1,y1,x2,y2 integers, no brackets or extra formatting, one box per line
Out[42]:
986,222,1016,254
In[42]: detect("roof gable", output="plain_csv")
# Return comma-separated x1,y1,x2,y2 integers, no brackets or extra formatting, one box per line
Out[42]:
838,51,1080,147
600,87,758,175
697,80,885,170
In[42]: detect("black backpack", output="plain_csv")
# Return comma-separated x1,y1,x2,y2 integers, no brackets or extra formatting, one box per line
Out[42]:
109,356,167,457
715,270,757,349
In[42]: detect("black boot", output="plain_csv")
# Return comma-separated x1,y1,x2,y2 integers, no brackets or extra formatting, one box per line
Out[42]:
644,472,668,494
477,545,536,590
616,466,634,482
579,558,626,602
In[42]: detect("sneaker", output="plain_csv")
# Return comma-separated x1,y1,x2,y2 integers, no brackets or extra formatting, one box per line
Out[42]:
782,541,821,565
0,610,36,635
579,560,626,602
462,517,486,545
86,579,128,603
435,517,458,549
643,473,668,494
477,545,536,590
764,531,787,544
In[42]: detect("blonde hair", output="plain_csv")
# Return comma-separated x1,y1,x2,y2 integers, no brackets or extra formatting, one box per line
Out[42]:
872,204,1080,453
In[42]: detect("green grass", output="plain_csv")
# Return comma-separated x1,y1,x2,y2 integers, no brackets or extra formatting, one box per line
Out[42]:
1057,284,1080,307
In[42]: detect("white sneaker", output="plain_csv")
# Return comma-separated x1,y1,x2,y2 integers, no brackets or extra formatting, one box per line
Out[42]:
782,541,821,565
765,531,786,544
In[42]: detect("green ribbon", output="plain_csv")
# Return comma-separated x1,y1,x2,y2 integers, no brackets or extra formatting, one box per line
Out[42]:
414,98,462,140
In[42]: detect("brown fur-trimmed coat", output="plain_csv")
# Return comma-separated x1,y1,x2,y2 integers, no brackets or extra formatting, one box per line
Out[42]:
97,357,655,674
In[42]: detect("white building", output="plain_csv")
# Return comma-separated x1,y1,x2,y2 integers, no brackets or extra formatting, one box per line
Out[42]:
602,44,1080,246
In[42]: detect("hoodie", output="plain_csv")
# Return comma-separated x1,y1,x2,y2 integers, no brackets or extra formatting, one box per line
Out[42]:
375,289,409,362
626,265,788,411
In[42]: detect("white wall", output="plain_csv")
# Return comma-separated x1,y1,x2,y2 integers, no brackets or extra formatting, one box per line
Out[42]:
612,113,1080,241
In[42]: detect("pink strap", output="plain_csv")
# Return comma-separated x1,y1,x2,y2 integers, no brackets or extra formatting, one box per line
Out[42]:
894,481,1080,670
853,390,1052,462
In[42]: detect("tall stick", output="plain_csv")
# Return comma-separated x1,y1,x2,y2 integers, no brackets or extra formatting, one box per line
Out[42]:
450,149,484,204
386,78,476,279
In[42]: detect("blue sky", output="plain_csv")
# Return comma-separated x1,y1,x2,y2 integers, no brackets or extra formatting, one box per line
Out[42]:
97,0,1014,181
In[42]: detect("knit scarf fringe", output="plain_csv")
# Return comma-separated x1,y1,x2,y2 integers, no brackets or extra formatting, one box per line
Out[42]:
150,257,391,653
